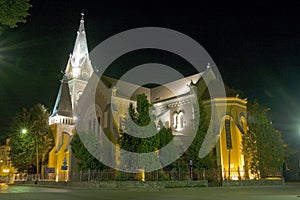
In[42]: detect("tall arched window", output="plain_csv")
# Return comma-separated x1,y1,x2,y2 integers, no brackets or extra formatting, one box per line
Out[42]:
178,111,184,129
95,104,103,137
172,111,184,130
173,113,178,129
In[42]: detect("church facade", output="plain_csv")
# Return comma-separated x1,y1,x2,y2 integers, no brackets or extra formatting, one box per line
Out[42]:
47,14,249,181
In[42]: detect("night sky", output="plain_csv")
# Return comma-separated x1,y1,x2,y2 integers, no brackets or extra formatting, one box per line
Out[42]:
0,1,300,149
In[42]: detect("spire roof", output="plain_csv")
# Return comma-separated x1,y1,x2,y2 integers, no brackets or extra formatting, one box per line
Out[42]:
71,12,89,68
50,75,73,117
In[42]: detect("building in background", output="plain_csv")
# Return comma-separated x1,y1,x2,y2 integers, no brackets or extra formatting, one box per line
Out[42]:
0,138,14,183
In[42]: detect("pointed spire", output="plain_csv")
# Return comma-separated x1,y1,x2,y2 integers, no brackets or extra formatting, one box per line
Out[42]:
64,12,94,80
50,75,73,118
71,12,89,68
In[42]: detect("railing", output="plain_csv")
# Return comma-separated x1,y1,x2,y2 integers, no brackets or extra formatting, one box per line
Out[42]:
14,168,220,182
13,168,282,183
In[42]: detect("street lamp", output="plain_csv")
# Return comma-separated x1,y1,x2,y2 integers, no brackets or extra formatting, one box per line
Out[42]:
189,159,193,180
21,128,39,184
226,94,239,180
21,128,27,134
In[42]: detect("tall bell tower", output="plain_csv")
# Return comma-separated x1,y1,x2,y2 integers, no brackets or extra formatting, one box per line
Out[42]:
64,12,94,112
48,13,94,181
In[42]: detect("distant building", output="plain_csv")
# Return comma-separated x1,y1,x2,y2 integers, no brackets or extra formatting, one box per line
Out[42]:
47,13,249,181
0,138,14,180
283,151,300,181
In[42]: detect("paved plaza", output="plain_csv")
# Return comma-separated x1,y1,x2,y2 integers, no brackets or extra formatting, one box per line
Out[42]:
1,182,300,200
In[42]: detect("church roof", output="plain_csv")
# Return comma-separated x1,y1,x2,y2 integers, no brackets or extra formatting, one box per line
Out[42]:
50,76,73,117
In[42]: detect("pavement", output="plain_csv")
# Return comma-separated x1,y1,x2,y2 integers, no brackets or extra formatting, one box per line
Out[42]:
0,182,300,200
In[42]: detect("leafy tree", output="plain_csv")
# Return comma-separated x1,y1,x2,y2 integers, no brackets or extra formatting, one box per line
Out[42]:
0,0,31,28
243,100,285,178
8,104,54,173
118,93,174,171
186,98,216,171
119,93,158,154
136,93,151,126
242,122,258,179
156,123,175,162
71,132,107,171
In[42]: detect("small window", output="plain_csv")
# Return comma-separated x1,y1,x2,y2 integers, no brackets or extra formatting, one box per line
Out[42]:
178,111,184,129
173,113,178,129
173,111,185,130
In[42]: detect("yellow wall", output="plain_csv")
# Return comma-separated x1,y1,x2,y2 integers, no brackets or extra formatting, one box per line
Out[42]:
48,124,72,181
219,119,244,180
204,97,247,180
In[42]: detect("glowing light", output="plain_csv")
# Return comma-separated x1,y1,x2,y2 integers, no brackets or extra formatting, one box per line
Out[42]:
21,128,27,134
56,172,59,182
141,169,145,182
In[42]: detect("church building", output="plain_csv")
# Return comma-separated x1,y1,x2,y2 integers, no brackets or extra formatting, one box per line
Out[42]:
47,13,249,181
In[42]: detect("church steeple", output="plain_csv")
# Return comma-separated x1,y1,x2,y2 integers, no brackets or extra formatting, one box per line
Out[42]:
64,13,93,79
49,75,73,125
64,13,94,111
71,12,89,68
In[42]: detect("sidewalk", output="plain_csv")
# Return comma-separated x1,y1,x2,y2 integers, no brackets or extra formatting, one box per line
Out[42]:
11,179,294,191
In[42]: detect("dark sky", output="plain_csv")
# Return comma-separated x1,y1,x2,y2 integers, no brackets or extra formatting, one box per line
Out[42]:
0,1,300,149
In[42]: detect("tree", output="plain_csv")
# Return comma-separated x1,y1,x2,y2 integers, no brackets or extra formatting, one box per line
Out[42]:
119,94,159,154
186,98,216,171
0,0,31,29
8,104,54,173
156,122,175,163
71,132,107,171
136,93,151,126
243,100,285,178
118,93,174,171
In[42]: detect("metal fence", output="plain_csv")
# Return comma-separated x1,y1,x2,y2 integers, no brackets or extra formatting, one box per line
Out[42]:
14,168,220,182
14,168,282,183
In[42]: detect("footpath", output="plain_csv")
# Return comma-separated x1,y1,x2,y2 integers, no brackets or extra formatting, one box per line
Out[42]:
11,179,287,191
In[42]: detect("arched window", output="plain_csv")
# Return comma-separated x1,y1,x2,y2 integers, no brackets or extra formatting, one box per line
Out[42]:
173,113,178,129
77,91,83,102
178,111,184,129
172,111,185,130
225,117,232,150
95,104,103,137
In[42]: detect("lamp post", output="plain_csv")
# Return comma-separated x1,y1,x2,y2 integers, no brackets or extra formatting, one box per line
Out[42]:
189,159,193,180
226,94,239,180
0,159,3,172
21,128,39,184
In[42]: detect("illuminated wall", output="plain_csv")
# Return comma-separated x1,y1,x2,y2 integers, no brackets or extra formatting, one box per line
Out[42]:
48,122,74,181
204,97,248,180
